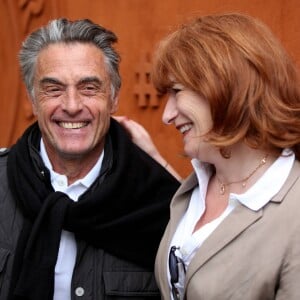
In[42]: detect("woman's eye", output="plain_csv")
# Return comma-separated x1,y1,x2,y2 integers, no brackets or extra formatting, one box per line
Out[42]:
169,88,181,95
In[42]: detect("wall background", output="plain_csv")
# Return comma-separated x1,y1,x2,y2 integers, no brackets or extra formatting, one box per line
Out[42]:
1,0,299,177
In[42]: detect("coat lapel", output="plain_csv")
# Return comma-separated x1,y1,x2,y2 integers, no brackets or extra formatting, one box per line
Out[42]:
185,202,263,285
167,173,198,246
155,173,197,297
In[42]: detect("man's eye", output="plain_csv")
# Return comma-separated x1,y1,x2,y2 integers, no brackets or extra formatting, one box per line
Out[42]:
44,86,62,96
81,85,100,95
48,87,60,92
85,86,97,91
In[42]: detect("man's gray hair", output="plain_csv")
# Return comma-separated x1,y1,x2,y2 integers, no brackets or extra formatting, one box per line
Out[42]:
19,18,121,100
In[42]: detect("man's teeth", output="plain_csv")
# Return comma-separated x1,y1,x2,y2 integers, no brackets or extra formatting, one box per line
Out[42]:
179,124,192,134
59,122,87,129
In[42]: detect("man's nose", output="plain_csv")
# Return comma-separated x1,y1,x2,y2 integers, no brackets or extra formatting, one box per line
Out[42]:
61,89,83,114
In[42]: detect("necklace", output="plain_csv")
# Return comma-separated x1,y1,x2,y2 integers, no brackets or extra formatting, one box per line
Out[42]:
216,154,268,195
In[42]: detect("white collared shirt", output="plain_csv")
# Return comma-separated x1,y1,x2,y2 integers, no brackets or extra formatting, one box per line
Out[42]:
40,140,104,300
169,149,295,299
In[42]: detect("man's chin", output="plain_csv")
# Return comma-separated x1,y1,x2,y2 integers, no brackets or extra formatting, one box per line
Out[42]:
56,146,91,160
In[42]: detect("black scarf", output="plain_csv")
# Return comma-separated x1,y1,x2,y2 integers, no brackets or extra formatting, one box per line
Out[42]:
7,119,180,300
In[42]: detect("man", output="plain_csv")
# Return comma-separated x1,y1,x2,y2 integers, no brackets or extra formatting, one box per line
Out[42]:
0,18,180,300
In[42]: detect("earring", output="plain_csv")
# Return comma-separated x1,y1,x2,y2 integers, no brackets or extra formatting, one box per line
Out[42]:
220,147,231,159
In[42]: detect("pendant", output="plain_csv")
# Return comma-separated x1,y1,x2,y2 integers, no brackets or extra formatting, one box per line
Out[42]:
220,183,225,195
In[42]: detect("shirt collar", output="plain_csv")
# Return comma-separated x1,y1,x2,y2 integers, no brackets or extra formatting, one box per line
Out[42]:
191,159,212,202
191,149,295,212
231,149,294,211
40,139,104,189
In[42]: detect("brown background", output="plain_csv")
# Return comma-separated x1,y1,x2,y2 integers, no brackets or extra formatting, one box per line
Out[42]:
1,0,299,177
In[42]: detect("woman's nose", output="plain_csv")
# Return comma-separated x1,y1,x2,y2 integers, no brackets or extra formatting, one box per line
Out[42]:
162,95,177,124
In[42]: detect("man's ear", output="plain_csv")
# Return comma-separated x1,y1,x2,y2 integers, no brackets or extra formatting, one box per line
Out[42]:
110,96,119,114
30,96,38,116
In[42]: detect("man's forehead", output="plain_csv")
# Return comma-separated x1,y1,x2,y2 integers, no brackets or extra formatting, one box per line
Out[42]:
36,42,106,69
35,43,109,83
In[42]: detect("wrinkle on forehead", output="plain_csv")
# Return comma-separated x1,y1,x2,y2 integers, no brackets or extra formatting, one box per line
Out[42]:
35,43,109,85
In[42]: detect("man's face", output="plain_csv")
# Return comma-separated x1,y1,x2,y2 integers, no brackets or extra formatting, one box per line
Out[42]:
32,42,118,164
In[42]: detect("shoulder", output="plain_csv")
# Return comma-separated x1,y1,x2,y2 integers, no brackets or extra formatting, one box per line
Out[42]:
0,148,10,156
0,148,10,167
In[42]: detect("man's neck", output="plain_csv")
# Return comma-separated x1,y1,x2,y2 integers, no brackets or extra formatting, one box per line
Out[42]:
39,139,104,185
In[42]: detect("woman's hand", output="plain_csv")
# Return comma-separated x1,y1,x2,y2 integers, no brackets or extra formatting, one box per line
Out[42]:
114,116,182,181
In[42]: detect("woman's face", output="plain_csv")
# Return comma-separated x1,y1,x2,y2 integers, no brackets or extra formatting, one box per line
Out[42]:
162,82,214,160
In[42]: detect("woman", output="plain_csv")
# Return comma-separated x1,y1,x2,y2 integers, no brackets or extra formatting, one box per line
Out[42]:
118,13,300,300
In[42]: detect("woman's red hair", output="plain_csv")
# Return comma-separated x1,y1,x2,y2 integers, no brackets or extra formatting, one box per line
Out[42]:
152,13,300,159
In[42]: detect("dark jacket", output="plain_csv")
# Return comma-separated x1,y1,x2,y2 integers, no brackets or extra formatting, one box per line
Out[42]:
0,121,179,299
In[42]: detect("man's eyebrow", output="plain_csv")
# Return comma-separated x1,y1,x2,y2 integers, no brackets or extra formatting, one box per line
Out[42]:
39,76,104,87
39,77,64,86
78,76,103,85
